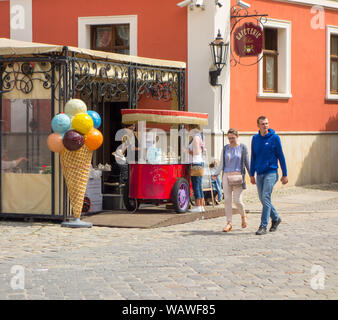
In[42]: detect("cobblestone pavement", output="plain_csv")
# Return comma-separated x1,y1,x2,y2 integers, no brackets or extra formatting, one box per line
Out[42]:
243,183,338,212
0,185,337,300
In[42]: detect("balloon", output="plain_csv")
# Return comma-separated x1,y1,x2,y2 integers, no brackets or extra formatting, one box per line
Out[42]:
72,113,93,135
85,128,103,151
87,110,101,129
63,130,85,151
64,99,87,117
47,133,64,153
51,113,71,134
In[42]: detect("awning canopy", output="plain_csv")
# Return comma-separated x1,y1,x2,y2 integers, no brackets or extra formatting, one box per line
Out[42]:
121,109,208,126
0,38,186,69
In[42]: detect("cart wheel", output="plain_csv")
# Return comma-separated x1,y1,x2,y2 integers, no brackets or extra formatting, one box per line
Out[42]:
123,182,139,212
172,178,190,213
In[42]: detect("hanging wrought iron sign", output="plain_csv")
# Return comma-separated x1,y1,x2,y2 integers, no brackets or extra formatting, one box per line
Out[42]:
233,22,263,57
230,3,268,67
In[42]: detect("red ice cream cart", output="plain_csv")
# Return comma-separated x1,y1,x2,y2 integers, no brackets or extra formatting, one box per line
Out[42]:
120,109,208,213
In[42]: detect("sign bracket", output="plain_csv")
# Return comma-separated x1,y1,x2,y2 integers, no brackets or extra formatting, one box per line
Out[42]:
230,4,268,67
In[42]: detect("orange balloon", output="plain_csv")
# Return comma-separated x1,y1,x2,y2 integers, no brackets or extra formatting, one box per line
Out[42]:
47,133,64,153
85,128,103,151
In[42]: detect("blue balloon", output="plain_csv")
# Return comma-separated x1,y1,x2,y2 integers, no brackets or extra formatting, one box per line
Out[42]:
52,113,71,134
87,110,101,129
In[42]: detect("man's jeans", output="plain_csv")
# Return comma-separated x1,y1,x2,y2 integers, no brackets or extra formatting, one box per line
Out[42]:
256,172,279,228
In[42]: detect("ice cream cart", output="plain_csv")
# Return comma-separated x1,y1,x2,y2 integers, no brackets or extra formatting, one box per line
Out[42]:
120,109,208,213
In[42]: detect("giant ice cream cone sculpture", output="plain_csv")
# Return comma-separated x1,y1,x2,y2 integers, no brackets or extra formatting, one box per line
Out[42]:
47,99,103,225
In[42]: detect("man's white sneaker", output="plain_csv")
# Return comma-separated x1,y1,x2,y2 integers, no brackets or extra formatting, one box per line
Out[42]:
188,206,202,213
200,206,206,212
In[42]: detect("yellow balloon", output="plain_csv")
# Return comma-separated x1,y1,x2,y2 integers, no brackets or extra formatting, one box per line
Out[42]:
71,113,94,135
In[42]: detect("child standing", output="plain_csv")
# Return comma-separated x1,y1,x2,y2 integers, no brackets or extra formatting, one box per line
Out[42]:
209,160,223,204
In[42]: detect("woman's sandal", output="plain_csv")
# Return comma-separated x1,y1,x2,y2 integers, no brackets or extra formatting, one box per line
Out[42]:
222,222,232,232
241,214,248,228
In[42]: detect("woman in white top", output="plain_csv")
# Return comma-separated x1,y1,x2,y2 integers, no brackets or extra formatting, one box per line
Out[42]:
187,124,205,213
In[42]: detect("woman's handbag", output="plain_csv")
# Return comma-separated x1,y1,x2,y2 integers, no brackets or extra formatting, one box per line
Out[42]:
190,165,204,176
227,173,242,186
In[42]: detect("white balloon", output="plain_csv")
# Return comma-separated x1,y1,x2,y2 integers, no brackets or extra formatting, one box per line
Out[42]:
64,99,87,117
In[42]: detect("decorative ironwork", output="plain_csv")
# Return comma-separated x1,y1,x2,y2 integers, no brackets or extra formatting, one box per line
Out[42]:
136,67,179,103
21,62,34,76
1,61,53,94
68,57,184,107
71,58,130,103
230,4,268,67
0,56,185,109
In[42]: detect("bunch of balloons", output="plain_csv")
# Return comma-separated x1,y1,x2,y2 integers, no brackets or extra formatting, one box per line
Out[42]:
47,99,103,153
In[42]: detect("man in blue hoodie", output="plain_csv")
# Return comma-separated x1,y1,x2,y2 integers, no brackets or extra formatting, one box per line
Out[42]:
250,116,288,235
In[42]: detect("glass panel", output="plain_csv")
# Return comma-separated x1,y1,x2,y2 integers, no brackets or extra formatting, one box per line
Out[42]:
331,60,338,93
1,99,52,214
331,35,338,56
95,26,113,49
213,45,222,66
115,24,130,47
265,55,276,90
264,28,278,51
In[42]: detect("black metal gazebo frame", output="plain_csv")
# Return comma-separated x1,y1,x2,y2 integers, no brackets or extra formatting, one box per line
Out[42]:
0,42,186,221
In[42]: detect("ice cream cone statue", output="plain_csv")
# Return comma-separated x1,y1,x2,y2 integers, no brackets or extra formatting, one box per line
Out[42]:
47,99,103,228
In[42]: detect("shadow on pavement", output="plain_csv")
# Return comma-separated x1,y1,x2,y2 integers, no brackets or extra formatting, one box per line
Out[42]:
301,183,338,191
163,229,255,237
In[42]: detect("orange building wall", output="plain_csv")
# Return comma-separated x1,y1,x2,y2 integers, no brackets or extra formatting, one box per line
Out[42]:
31,0,187,62
0,1,10,38
230,0,338,132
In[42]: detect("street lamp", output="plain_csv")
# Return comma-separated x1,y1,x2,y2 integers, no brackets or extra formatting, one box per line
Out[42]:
209,30,229,86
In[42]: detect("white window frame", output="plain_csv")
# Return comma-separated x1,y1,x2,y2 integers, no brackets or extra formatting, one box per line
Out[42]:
258,18,292,100
78,15,137,56
326,25,338,101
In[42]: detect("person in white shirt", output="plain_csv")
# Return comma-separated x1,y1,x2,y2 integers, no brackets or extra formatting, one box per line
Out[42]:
2,157,28,171
187,124,205,213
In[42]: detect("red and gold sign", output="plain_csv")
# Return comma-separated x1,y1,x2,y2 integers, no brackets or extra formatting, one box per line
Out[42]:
233,22,263,57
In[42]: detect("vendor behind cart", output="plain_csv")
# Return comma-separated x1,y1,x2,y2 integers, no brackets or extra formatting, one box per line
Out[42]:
113,123,140,185
187,124,206,213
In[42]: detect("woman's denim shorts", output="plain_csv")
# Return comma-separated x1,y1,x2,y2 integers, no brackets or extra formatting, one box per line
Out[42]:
191,163,204,200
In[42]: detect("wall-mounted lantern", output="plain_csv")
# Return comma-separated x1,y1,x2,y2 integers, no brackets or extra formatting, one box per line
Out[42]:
209,30,229,86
